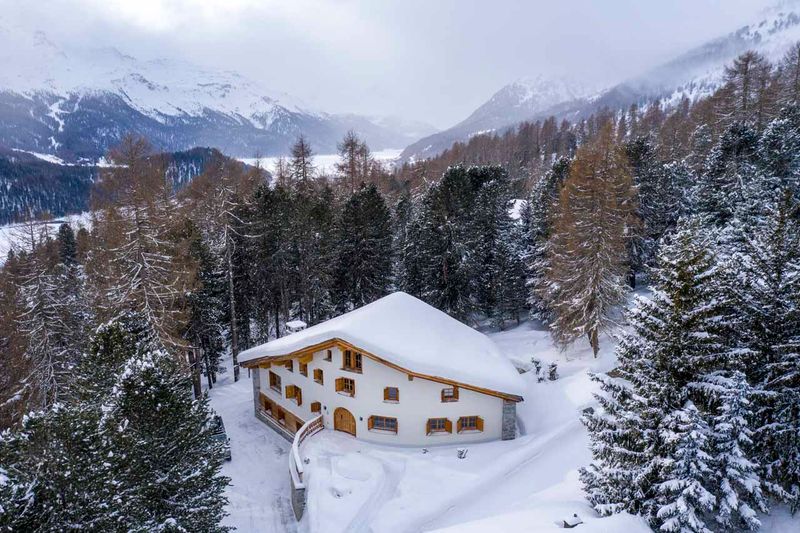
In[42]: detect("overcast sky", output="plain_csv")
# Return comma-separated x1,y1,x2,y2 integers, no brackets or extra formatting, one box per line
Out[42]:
0,0,780,128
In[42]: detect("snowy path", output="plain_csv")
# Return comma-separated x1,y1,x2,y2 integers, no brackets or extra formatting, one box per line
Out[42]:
208,362,298,533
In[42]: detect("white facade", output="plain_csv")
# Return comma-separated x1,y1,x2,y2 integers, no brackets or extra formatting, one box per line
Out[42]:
254,344,508,446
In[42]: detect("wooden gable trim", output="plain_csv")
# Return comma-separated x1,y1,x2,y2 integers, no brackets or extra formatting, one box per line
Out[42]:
241,337,523,402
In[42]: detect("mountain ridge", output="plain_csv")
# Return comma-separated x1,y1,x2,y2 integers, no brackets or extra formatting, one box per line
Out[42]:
0,22,436,162
400,7,800,161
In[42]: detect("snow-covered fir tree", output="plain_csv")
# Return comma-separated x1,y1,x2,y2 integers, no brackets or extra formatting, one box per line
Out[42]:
332,183,393,312
657,401,717,533
581,220,743,530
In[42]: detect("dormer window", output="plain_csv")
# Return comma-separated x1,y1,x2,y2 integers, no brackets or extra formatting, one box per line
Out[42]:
441,387,459,402
342,349,363,373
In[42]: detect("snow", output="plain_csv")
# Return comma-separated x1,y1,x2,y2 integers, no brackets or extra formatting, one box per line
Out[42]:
0,20,315,125
240,148,403,176
238,292,526,398
0,212,90,265
207,367,298,532
211,315,800,532
11,148,69,165
508,198,526,221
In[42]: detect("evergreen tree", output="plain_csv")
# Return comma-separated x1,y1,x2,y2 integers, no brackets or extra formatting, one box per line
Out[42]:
183,220,226,389
700,371,766,530
332,184,393,311
56,223,77,265
732,192,800,507
581,221,735,529
1,314,230,531
692,122,761,226
524,157,569,321
656,402,716,533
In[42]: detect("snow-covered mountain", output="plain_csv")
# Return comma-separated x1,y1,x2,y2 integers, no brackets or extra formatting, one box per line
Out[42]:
401,75,598,160
0,21,435,162
401,5,800,161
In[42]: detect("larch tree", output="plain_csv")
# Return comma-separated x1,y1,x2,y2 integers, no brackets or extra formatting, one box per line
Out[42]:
540,122,638,356
90,135,191,349
290,134,315,187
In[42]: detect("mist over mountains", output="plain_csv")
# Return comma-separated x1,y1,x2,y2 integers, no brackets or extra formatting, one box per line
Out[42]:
400,6,800,160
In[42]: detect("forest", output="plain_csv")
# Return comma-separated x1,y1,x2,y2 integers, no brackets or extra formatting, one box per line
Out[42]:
0,45,799,532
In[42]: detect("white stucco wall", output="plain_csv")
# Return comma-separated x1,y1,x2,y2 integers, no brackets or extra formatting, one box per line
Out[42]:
256,344,507,446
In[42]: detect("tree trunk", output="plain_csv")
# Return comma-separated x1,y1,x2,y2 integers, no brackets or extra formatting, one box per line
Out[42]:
226,231,240,382
588,328,599,358
188,348,203,399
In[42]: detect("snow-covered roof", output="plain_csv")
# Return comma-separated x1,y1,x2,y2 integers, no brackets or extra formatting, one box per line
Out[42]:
239,292,525,399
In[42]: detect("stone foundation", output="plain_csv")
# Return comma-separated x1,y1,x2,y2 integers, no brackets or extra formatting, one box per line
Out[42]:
501,399,516,440
290,474,306,520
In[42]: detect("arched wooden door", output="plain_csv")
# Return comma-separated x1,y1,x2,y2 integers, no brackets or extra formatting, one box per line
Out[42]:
333,407,356,437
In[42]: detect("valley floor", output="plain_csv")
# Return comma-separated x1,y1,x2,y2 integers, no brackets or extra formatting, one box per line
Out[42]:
208,320,799,532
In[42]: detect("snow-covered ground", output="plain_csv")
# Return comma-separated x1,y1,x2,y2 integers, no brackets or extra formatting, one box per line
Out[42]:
240,148,403,177
208,320,800,532
0,213,90,265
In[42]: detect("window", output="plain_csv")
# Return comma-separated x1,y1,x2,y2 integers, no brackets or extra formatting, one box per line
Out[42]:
383,387,399,402
311,401,321,413
324,349,332,361
299,362,308,377
335,377,355,396
441,387,459,402
426,418,452,435
285,385,302,406
368,416,398,434
314,368,324,385
269,371,281,392
275,407,286,425
285,360,293,372
457,416,484,433
342,349,363,373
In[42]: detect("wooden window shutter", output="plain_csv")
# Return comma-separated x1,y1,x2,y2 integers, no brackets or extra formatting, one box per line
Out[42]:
457,418,463,432
335,377,343,392
311,401,321,413
426,419,431,435
285,385,293,399
445,419,453,433
296,388,302,406
368,416,374,430
383,387,389,401
477,417,484,431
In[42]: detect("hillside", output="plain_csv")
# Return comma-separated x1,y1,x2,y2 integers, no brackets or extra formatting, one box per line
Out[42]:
0,147,245,223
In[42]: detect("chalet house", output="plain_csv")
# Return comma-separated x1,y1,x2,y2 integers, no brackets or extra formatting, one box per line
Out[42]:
239,292,525,446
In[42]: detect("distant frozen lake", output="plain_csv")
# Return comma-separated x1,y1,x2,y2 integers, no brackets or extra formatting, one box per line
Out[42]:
239,148,403,176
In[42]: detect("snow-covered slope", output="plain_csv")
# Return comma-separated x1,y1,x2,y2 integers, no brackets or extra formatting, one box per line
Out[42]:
0,20,434,162
401,75,597,160
402,5,800,161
